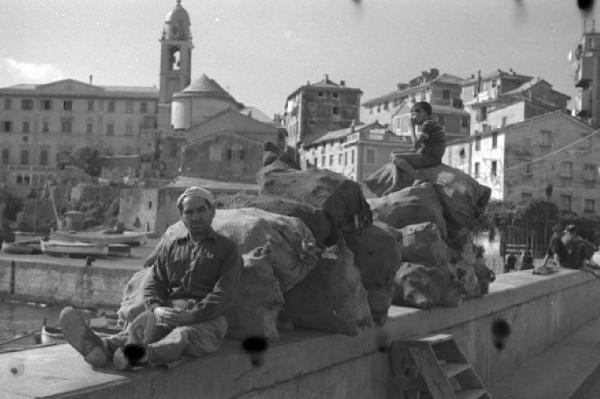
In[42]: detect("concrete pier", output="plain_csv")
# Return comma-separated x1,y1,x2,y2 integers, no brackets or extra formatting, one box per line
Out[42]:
1,265,600,398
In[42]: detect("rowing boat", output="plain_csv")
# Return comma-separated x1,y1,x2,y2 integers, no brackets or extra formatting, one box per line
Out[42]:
40,239,109,257
50,230,147,247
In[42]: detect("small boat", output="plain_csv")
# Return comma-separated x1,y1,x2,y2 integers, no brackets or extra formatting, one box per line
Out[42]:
2,240,42,255
50,229,147,247
41,239,109,258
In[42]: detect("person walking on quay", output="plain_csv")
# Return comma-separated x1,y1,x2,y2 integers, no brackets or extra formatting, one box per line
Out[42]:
391,101,446,180
59,186,243,370
541,224,567,268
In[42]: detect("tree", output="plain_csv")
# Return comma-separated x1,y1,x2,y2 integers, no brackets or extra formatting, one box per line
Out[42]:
69,146,103,177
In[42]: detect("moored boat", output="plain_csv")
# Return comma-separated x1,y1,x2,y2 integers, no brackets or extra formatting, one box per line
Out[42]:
41,239,109,257
50,229,147,247
2,240,42,255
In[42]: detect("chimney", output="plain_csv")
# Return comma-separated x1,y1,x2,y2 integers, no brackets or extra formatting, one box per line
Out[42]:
324,74,329,82
89,75,93,85
340,80,345,86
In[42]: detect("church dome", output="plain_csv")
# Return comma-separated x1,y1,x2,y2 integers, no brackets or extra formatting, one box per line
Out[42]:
165,0,190,24
177,74,237,103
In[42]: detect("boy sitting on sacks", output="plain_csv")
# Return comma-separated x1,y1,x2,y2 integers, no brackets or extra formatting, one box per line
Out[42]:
59,187,243,370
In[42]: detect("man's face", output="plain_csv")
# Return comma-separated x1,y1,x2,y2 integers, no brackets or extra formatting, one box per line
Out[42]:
410,108,428,125
180,196,215,237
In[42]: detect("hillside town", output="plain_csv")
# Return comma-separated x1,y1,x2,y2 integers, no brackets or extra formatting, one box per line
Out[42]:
1,1,600,398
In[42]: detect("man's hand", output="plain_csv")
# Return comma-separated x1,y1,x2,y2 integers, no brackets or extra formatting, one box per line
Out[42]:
153,306,195,327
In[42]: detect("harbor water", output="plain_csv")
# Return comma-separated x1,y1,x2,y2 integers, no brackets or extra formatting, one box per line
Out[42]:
0,301,63,342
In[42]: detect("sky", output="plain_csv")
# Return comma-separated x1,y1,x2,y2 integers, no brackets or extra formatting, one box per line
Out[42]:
0,0,598,118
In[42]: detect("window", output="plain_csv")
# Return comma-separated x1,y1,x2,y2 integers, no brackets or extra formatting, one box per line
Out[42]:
42,122,49,133
329,155,333,166
585,199,596,213
22,136,28,143
560,161,573,178
525,163,532,175
63,100,72,111
442,90,450,99
125,122,133,136
108,101,115,112
521,192,532,201
332,106,339,115
366,148,376,164
21,99,33,110
4,99,11,110
1,149,8,164
459,148,466,159
140,102,147,113
560,194,572,212
42,100,52,110
474,162,480,178
501,116,508,127
39,149,48,166
344,151,348,165
321,156,326,166
351,149,355,163
2,121,12,133
86,123,93,135
338,153,343,164
475,136,481,151
22,121,30,133
492,132,498,148
106,123,114,136
491,161,497,177
438,115,445,126
476,107,487,122
20,150,29,165
61,121,72,134
583,164,597,181
87,101,94,111
332,92,339,99
541,130,551,146
126,101,133,113
318,92,324,98
461,117,469,128
384,102,389,111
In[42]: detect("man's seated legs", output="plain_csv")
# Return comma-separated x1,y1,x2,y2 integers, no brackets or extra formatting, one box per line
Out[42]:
144,316,227,367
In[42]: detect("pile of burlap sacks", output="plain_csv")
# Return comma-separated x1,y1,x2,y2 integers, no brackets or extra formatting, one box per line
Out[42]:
116,142,493,341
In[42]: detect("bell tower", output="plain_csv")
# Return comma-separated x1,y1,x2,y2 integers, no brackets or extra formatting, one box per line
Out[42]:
158,0,193,135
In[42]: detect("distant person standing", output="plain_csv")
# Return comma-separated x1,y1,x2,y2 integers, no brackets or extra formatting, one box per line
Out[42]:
391,101,446,179
520,250,534,270
541,224,567,268
504,253,517,273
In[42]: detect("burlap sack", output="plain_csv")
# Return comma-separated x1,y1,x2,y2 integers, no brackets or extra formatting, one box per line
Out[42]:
226,244,284,340
400,222,448,268
393,262,462,309
283,245,373,335
344,222,402,326
364,161,416,197
116,267,153,324
257,166,372,236
212,208,319,292
231,194,335,248
368,181,447,239
417,163,491,230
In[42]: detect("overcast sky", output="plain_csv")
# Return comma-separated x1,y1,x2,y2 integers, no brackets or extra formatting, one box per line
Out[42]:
0,0,597,117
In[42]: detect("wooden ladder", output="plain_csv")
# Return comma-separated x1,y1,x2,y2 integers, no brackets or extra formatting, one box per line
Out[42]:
389,333,492,399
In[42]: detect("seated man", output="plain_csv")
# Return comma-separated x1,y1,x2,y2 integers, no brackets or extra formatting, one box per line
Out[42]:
391,101,446,179
59,186,243,370
504,253,517,273
520,250,534,270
